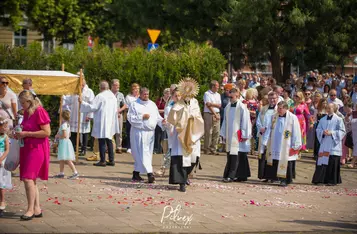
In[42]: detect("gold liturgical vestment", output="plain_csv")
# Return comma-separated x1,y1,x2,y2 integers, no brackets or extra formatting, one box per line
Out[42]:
167,99,204,156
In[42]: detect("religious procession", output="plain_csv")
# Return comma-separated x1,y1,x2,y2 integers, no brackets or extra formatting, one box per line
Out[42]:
0,1,357,232
0,69,356,223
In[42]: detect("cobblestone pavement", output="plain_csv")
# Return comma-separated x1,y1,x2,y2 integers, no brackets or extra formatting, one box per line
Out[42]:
1,151,356,233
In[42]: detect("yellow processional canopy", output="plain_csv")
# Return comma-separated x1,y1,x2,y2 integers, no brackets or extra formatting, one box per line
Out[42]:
0,69,80,95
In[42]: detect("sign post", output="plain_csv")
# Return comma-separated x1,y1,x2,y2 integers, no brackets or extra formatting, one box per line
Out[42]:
147,29,161,52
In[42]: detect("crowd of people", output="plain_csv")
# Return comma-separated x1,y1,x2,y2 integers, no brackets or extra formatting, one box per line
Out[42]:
0,69,356,220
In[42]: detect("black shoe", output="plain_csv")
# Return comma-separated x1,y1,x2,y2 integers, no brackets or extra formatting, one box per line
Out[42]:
34,213,43,218
93,162,106,167
20,214,34,221
147,173,155,183
223,178,233,183
262,179,269,183
79,151,86,156
280,181,288,187
106,161,115,166
132,171,144,182
179,184,186,192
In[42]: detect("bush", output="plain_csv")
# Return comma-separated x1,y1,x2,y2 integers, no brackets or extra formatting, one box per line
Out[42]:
0,40,226,135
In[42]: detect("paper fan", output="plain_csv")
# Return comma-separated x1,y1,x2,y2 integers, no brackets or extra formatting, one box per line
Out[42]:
178,77,199,99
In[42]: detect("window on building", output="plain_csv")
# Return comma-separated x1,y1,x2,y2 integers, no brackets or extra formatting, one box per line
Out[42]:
14,29,27,47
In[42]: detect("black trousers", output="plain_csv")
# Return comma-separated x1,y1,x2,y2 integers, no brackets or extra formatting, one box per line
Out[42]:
98,138,114,163
236,152,251,181
258,152,266,179
223,153,239,179
264,160,295,184
169,156,189,184
70,132,89,153
154,125,164,153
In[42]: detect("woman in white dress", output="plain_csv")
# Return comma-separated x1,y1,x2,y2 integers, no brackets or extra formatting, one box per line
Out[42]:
125,83,140,153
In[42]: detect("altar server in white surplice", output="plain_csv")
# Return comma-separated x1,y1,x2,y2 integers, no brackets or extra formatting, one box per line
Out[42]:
62,78,95,156
79,81,119,167
220,88,252,183
312,103,345,186
262,101,302,187
127,87,165,183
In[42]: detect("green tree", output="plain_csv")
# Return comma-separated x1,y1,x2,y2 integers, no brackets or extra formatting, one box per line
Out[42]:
26,0,111,43
0,0,28,30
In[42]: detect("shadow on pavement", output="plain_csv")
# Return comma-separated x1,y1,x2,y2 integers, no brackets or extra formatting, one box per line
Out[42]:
0,212,20,219
282,219,357,231
102,181,178,191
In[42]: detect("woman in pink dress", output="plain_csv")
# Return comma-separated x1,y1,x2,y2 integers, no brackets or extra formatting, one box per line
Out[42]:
16,90,51,221
290,91,313,151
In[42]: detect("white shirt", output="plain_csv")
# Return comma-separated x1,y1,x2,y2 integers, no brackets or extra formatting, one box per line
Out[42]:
327,97,344,109
203,90,221,113
125,94,138,108
80,90,120,139
63,85,95,133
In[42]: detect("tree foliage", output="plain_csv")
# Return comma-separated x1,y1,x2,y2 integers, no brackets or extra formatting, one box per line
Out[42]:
0,41,226,132
1,0,357,81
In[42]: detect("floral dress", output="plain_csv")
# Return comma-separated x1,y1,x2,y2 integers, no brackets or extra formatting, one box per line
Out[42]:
290,103,311,151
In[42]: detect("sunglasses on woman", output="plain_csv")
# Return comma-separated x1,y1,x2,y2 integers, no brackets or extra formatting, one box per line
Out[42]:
1,81,8,85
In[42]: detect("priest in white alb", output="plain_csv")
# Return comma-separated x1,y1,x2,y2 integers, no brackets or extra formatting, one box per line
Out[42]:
262,101,302,187
62,78,95,157
256,91,278,180
127,87,165,183
220,88,252,182
312,103,345,185
167,78,204,192
79,81,119,167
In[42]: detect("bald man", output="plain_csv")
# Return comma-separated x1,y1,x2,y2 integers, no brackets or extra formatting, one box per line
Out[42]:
327,89,344,109
80,81,120,167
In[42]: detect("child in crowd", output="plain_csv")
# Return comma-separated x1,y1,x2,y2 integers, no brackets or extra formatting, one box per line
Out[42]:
0,117,11,217
53,110,79,179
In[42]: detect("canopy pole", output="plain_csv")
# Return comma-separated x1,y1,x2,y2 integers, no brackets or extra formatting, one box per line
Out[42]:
59,64,64,127
76,69,83,163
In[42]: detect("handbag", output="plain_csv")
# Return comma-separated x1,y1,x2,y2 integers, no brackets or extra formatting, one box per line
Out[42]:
344,131,353,149
4,138,20,171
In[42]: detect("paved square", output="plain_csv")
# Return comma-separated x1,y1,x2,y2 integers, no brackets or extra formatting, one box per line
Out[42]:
1,152,356,233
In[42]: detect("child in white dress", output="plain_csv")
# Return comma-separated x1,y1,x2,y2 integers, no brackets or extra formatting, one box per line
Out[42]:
0,117,11,216
53,111,79,179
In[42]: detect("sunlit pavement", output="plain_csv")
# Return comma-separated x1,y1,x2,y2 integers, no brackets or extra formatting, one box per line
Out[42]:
1,151,356,233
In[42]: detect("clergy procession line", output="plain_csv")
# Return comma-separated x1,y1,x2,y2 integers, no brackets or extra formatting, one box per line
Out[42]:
0,71,355,221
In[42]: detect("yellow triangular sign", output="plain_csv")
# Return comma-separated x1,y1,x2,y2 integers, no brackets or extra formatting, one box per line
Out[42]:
147,29,161,43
